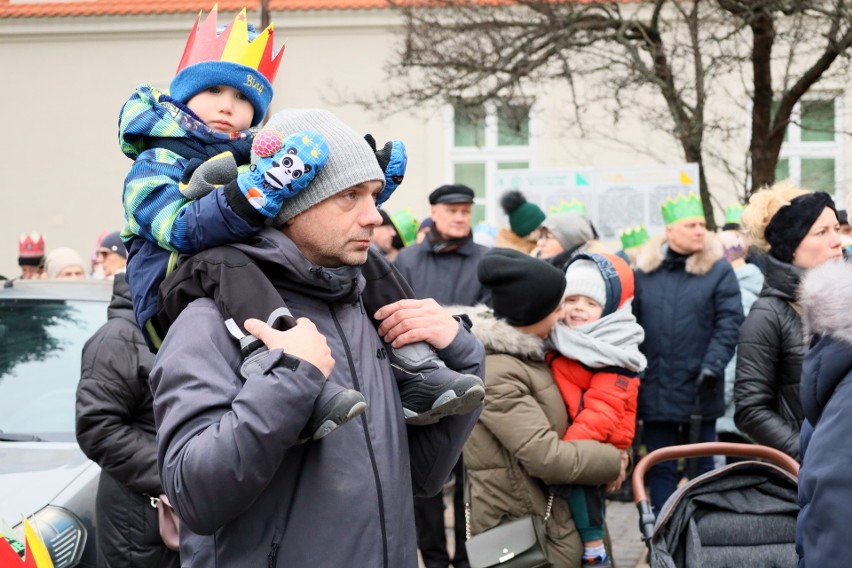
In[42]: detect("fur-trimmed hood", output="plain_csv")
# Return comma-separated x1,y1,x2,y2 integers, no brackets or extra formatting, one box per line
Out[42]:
799,259,852,346
494,227,537,255
636,233,724,276
450,304,546,362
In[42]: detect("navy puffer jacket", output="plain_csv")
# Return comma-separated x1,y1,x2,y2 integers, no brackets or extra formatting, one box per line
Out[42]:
633,234,744,422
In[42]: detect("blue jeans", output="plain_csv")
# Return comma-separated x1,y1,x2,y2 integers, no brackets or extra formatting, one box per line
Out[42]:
641,420,717,515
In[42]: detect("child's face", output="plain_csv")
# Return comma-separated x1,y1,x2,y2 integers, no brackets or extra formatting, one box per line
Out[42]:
562,294,603,328
186,85,254,133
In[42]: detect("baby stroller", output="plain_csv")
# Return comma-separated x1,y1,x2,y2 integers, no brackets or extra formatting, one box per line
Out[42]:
632,442,800,568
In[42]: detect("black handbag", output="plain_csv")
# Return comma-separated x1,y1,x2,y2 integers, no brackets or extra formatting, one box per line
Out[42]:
463,470,553,568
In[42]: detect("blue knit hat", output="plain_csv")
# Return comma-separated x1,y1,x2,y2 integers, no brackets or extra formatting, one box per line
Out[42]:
170,61,272,127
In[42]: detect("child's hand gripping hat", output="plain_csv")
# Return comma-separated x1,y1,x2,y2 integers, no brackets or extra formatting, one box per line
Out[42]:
169,6,284,126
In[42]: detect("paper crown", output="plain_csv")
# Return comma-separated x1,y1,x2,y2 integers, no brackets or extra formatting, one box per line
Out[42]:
661,192,704,225
548,198,587,216
391,208,419,247
619,225,650,250
18,233,45,259
176,5,283,85
724,203,744,225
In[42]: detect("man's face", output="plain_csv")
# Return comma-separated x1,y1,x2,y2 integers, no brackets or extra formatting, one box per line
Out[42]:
20,264,42,279
96,250,127,278
372,224,397,254
666,218,707,255
430,203,473,240
283,181,384,267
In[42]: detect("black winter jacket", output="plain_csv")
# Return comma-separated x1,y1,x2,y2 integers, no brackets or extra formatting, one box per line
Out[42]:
75,274,179,567
734,255,805,459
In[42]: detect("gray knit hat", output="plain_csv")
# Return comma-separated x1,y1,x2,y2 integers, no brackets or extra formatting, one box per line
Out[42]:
541,212,594,251
262,109,385,225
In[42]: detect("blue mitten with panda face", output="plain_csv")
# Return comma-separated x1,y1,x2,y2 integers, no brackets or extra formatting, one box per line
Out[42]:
237,130,330,218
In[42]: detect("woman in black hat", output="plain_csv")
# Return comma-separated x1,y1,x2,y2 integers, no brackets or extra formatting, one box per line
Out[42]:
734,180,843,459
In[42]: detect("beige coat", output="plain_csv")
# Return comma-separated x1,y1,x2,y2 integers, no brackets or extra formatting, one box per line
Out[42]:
460,305,622,568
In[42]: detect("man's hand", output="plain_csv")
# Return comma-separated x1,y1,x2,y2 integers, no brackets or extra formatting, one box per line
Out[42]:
244,317,335,378
604,449,631,494
373,299,459,350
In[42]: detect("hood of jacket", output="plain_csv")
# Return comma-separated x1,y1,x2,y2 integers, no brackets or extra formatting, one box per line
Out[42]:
736,262,765,297
636,233,723,276
763,254,804,302
118,84,254,161
799,260,852,427
451,304,546,362
799,260,852,346
107,273,135,323
230,227,366,305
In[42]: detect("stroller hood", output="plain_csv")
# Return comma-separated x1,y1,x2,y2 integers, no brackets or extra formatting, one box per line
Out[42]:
650,461,799,568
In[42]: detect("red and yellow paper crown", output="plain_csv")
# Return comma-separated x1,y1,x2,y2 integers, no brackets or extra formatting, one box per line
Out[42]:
176,5,284,85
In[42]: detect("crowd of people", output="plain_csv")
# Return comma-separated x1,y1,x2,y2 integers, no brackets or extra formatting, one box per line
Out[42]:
6,5,852,568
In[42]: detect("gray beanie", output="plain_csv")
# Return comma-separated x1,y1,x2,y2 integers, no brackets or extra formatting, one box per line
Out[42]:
261,109,385,225
541,212,594,251
563,258,606,307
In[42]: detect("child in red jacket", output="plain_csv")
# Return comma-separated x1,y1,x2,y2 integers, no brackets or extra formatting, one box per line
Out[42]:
548,252,646,567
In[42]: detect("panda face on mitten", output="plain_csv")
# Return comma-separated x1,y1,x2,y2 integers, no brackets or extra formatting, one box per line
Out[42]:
264,148,312,192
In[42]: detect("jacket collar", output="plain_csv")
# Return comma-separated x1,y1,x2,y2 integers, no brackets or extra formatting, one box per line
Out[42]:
635,233,723,276
762,255,804,301
451,304,547,362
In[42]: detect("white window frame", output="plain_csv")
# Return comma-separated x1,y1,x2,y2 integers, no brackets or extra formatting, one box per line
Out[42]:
775,94,844,202
445,102,535,225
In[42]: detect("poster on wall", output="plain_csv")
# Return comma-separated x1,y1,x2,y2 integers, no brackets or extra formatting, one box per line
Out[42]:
493,163,700,239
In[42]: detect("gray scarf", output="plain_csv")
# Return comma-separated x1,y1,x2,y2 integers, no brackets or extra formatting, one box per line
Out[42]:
548,300,647,373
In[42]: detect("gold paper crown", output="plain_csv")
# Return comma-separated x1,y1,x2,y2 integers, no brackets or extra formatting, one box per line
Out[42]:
619,225,650,250
661,192,704,225
548,198,587,216
176,5,284,85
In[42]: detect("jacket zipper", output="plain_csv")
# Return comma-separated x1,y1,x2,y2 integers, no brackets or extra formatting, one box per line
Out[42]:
329,304,389,568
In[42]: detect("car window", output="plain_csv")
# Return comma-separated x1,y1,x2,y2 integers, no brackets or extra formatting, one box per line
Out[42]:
0,298,106,441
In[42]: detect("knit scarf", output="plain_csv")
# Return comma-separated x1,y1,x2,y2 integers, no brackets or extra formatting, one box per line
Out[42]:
548,300,647,373
427,230,472,254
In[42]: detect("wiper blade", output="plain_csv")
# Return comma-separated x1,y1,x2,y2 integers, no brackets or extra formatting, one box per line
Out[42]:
0,430,45,442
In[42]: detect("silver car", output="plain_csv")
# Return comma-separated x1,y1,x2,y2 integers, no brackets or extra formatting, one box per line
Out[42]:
0,279,112,567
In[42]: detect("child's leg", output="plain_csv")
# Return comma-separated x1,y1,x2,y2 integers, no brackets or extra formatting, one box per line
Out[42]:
155,246,366,441
565,485,609,566
360,248,484,424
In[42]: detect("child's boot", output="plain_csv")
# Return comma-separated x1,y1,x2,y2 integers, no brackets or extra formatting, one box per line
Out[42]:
228,308,367,441
388,341,484,425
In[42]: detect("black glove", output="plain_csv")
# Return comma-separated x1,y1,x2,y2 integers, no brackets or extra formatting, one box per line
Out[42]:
695,368,720,393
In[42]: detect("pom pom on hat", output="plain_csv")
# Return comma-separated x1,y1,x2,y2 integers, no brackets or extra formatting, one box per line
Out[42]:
478,248,566,326
500,190,546,238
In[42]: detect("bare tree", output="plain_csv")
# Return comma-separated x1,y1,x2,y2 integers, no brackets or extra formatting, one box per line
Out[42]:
363,0,852,227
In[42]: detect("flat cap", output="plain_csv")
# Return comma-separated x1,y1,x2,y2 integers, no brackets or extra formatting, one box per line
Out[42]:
429,184,475,205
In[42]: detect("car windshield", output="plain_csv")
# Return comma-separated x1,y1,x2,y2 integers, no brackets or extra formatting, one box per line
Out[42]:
0,297,105,441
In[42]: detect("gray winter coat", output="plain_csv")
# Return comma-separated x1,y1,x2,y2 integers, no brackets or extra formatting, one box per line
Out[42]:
394,235,492,306
149,228,485,567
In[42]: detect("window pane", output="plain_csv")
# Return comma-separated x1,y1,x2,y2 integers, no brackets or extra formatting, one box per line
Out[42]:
801,158,835,194
801,100,835,142
497,104,530,146
472,204,486,226
775,158,789,182
498,161,529,170
454,105,485,147
454,163,486,198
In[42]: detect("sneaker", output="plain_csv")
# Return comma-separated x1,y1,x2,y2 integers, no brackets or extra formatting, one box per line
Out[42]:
299,380,367,442
395,364,485,425
582,554,612,567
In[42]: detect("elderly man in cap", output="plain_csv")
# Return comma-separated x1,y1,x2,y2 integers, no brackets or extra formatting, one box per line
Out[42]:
394,183,491,568
94,230,129,280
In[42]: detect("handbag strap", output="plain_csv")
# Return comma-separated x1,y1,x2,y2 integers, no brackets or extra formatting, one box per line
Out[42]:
463,467,554,541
